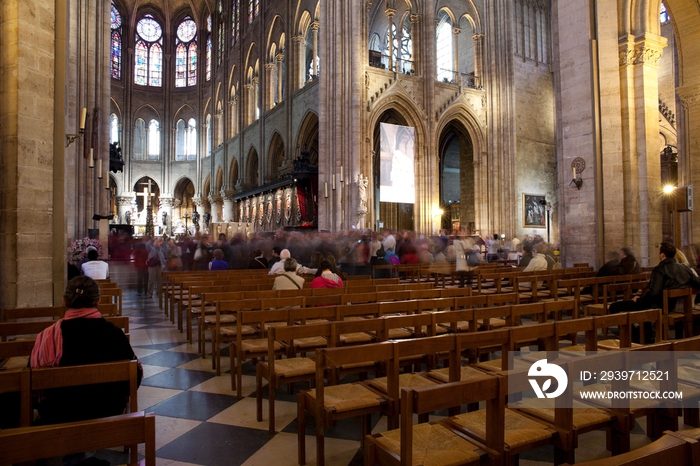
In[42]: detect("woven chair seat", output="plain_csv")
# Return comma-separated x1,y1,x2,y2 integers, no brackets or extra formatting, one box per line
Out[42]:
477,358,530,371
479,318,506,329
585,304,607,315
374,422,481,466
267,357,316,377
429,365,487,383
452,408,552,449
433,325,449,335
265,321,288,328
515,401,612,429
293,336,328,349
340,332,374,344
218,325,256,337
240,338,283,353
560,345,586,353
678,365,700,385
444,320,471,332
500,287,514,293
478,289,497,295
596,339,641,350
367,372,437,395
305,319,330,324
192,305,216,317
387,327,413,339
307,383,384,413
205,314,237,325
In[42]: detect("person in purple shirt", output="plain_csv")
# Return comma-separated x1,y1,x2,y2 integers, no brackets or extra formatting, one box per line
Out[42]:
208,249,229,270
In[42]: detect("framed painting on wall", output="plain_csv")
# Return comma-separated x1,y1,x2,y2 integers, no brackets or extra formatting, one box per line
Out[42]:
523,194,546,228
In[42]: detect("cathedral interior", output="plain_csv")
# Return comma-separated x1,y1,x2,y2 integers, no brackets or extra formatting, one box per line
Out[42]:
3,1,700,464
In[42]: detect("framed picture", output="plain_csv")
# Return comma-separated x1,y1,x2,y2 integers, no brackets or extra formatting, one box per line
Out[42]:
523,194,546,228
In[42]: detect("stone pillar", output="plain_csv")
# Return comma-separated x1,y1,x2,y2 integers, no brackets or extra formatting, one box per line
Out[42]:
677,85,700,243
310,21,319,77
292,34,305,89
209,195,223,223
619,34,667,263
385,9,395,72
473,33,484,82
264,62,276,110
221,190,234,222
410,15,421,74
452,27,461,83
159,196,174,235
244,83,254,125
117,194,136,225
276,53,284,101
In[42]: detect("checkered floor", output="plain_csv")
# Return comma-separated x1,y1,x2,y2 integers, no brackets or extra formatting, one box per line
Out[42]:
107,289,664,466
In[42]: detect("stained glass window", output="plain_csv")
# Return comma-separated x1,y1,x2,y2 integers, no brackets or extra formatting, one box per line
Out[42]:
187,118,197,160
660,3,670,23
175,17,197,87
206,16,212,81
254,0,259,18
218,1,225,66
134,14,163,87
248,0,254,24
110,113,119,144
436,13,453,82
148,119,160,161
110,3,122,79
232,1,240,45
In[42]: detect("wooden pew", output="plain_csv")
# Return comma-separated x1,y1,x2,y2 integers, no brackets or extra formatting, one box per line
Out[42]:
0,411,156,466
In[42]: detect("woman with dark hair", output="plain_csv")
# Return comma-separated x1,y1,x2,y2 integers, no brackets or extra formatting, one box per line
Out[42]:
310,260,344,289
30,276,141,425
620,247,641,274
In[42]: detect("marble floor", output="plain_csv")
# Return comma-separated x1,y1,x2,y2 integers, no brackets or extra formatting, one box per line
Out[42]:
103,288,677,466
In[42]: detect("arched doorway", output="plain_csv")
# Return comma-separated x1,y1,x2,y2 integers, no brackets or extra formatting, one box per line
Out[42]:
173,177,195,233
373,110,414,232
438,120,474,233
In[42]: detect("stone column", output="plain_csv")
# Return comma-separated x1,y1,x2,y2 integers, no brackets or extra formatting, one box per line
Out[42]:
472,33,484,83
244,83,254,125
410,15,421,74
276,53,284,101
677,85,700,243
221,189,235,222
452,27,461,83
159,196,174,235
310,21,319,77
292,34,305,89
619,34,667,263
264,62,276,110
117,194,136,225
209,195,223,223
385,9,395,72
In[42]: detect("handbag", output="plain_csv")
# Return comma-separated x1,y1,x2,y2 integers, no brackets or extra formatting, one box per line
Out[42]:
146,256,160,267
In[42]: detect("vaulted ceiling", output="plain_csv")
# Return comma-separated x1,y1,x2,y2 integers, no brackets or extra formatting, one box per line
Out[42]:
118,0,212,24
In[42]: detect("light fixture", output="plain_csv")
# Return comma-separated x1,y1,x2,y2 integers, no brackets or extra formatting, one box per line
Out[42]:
663,184,676,194
65,107,87,147
570,158,585,190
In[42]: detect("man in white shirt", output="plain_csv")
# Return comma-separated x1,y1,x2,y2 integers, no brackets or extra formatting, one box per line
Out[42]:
81,248,109,279
382,230,396,253
268,249,317,275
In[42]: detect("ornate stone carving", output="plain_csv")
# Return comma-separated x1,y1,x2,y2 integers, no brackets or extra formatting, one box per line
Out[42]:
116,196,134,206
209,195,223,206
677,84,700,108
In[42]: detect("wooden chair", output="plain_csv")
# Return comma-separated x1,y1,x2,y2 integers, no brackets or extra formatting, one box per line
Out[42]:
560,431,696,466
0,368,30,427
662,287,695,340
298,341,394,466
0,411,156,466
365,375,506,466
256,323,333,434
30,360,140,463
98,287,123,315
229,308,290,398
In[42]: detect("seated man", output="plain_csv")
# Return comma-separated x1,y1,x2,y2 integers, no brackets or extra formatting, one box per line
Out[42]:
610,242,700,340
81,248,109,279
272,258,305,290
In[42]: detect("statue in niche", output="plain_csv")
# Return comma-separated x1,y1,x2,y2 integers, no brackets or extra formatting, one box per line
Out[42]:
203,211,211,229
192,209,200,227
162,210,168,226
124,210,131,225
357,173,369,212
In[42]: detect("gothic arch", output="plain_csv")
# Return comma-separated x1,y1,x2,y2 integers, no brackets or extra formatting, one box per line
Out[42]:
295,111,319,165
215,165,224,194
133,103,162,121
246,147,260,187
173,104,196,125
267,131,286,181
229,158,239,190
435,102,486,158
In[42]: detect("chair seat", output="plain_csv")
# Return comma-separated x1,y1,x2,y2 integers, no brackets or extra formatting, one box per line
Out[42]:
585,304,608,316
387,327,413,339
340,332,375,344
596,339,642,350
373,422,481,466
515,401,612,429
367,372,438,395
192,305,216,317
293,336,328,349
307,383,384,413
240,338,283,353
206,314,237,325
479,317,506,329
265,357,316,377
428,365,487,383
451,408,552,449
219,325,257,337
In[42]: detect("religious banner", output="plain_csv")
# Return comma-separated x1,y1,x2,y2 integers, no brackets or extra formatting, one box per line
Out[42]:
379,123,415,204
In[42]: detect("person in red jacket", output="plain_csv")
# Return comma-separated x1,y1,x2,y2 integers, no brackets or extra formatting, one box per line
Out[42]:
310,260,344,288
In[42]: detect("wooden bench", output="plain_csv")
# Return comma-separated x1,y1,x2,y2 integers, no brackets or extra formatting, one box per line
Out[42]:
0,411,156,466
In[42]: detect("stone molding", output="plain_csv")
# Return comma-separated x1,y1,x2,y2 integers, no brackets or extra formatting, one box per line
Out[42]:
159,196,174,208
677,84,700,108
209,195,223,205
619,35,666,67
116,195,135,206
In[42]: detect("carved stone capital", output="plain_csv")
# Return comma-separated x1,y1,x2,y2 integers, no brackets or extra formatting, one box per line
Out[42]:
310,21,319,31
385,8,396,18
209,195,223,206
452,27,462,36
677,84,700,108
159,196,175,208
194,197,206,208
264,62,277,71
410,14,421,24
275,53,285,63
116,195,135,206
221,189,235,202
619,34,666,67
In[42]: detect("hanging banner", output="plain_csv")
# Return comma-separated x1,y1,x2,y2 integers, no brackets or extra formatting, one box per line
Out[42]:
379,122,415,204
